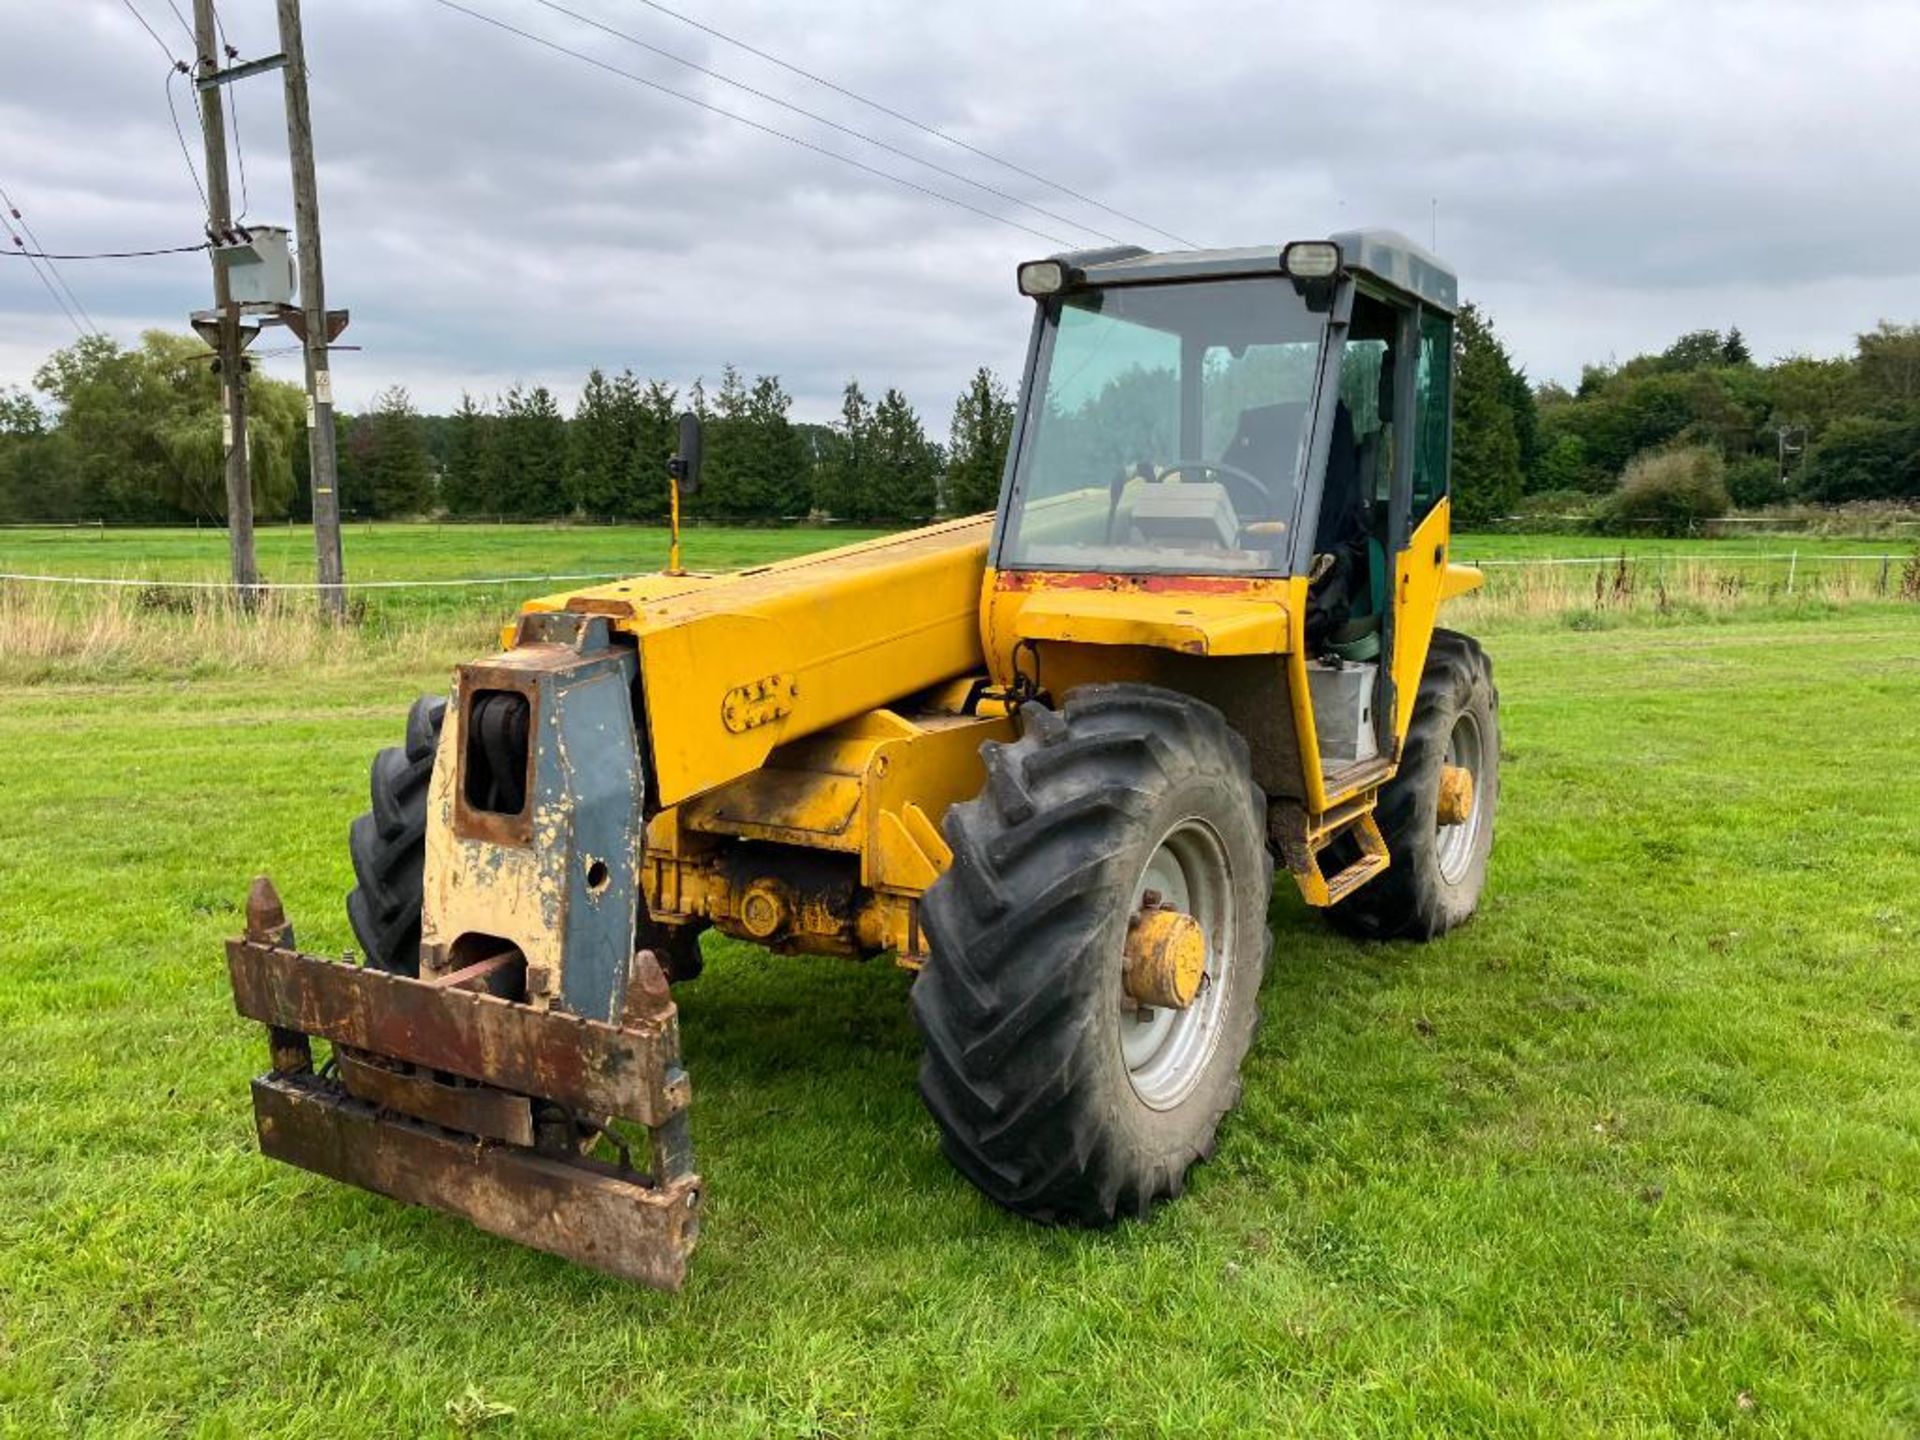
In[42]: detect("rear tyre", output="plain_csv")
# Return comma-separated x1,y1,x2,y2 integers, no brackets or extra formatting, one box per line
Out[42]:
346,695,445,975
1330,629,1499,940
913,685,1272,1225
639,913,708,983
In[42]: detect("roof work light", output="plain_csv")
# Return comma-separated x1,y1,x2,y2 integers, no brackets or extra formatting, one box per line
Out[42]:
1016,260,1068,297
1281,241,1341,279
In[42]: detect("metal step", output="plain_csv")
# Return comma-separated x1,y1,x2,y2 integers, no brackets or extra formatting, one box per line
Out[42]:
1270,802,1391,908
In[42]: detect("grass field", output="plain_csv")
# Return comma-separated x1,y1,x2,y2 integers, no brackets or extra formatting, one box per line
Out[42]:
2,527,1919,1435
0,520,1905,585
3,522,1916,667
0,522,892,585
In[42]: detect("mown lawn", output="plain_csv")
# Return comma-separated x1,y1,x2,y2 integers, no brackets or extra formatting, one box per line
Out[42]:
2,597,1917,1435
0,522,891,586
0,520,1902,585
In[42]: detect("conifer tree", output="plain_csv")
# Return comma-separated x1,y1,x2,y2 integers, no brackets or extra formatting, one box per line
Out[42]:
441,391,493,515
567,368,624,517
626,375,678,520
814,379,871,518
945,367,1014,515
866,387,939,521
495,384,568,517
1451,304,1525,526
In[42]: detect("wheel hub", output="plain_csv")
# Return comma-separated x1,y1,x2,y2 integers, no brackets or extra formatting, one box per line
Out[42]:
1437,764,1475,826
1435,710,1487,884
1119,821,1235,1110
1123,898,1207,1010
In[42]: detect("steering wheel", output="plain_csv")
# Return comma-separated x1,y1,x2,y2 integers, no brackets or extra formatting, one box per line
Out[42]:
1145,458,1285,538
1148,458,1267,495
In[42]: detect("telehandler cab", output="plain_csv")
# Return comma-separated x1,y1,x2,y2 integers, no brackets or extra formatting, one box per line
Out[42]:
228,228,1498,1288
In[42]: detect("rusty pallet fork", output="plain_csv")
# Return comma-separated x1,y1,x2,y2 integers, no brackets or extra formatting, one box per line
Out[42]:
228,879,699,1287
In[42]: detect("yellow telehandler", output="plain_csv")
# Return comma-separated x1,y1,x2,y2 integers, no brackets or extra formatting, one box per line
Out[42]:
228,229,1497,1287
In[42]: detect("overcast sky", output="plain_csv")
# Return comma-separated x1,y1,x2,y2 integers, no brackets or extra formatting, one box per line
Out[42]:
4,0,1918,427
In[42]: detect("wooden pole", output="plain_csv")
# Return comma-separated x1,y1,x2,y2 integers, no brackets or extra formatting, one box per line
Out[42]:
276,0,346,619
193,0,258,602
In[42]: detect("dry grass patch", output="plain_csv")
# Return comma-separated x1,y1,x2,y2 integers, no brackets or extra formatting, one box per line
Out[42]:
1451,549,1920,625
0,580,498,683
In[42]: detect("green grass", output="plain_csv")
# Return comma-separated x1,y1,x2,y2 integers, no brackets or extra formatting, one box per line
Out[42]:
3,597,1918,1436
1447,532,1908,562
6,522,1913,641
0,521,1902,584
0,522,891,585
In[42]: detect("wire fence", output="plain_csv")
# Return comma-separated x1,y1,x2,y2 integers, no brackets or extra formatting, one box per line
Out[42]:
0,569,632,590
3,548,1914,596
1466,551,1906,569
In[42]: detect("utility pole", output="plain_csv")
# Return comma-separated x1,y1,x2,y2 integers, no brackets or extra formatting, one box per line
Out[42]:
277,0,346,620
193,0,258,600
1775,423,1805,490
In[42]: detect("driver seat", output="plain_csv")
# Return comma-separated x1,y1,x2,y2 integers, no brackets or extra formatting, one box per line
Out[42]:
1214,401,1307,521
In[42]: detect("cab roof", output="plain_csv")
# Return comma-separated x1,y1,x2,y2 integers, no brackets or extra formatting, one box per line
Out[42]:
1048,227,1458,316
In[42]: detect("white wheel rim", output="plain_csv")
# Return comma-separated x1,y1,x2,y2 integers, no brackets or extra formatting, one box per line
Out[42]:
1436,710,1485,884
1120,818,1235,1110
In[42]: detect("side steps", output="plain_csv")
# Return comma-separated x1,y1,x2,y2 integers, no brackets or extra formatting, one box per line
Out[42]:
1269,796,1391,906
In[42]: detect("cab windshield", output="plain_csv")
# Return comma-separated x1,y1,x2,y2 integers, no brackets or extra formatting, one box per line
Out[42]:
998,277,1329,575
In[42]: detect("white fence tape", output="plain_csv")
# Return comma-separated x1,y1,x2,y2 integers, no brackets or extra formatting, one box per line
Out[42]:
1467,552,1901,568
0,552,1906,590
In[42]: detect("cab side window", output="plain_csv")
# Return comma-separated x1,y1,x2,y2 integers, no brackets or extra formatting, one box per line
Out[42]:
1412,310,1452,520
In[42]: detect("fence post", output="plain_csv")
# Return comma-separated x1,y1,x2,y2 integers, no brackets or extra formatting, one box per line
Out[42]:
1880,555,1892,595
1786,550,1798,595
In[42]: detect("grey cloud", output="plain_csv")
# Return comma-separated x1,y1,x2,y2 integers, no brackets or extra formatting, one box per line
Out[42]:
4,0,1918,423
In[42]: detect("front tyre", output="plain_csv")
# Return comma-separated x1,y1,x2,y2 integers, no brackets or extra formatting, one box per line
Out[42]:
913,685,1272,1225
345,694,445,975
1331,629,1499,940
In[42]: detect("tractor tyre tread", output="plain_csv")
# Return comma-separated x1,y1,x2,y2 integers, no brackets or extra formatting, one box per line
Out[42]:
346,694,445,974
913,684,1271,1227
1329,629,1498,941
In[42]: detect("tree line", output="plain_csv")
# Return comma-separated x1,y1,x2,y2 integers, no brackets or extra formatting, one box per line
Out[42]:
1448,309,1920,525
0,333,1014,526
4,315,1918,529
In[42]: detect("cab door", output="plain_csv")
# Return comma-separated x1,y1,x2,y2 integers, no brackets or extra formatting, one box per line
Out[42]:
1382,306,1456,750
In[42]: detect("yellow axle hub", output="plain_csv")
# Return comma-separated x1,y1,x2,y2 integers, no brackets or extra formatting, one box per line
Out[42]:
1437,764,1475,827
1123,904,1208,1010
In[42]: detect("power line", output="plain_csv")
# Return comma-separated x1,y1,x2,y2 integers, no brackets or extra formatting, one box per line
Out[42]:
425,0,1075,247
0,240,210,260
0,184,102,334
526,0,1122,246
151,342,307,378
152,0,249,221
209,2,251,220
161,0,195,44
164,63,211,210
623,0,1200,250
0,208,89,338
116,4,211,215
117,0,182,63
229,59,250,220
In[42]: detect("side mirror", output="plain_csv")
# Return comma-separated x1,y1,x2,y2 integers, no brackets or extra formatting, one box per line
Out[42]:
668,411,703,497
